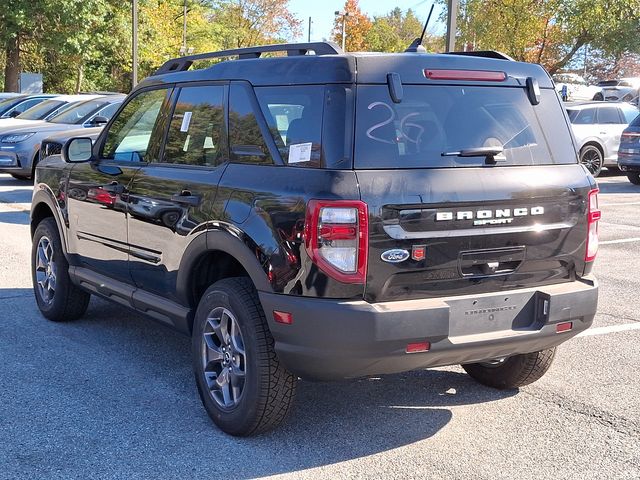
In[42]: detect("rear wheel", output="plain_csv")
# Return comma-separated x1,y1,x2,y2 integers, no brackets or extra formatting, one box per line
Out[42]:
10,173,30,181
462,348,556,389
580,145,603,177
192,277,296,436
627,173,640,185
31,218,90,321
593,92,604,101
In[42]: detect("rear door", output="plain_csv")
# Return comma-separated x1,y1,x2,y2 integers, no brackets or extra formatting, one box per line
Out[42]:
596,106,625,159
353,83,594,303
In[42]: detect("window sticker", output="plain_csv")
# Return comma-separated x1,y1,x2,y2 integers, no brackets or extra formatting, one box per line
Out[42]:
288,142,312,163
180,111,192,132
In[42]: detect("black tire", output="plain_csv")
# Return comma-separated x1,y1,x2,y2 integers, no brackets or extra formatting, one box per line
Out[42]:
580,144,604,177
627,173,640,185
462,348,556,389
31,217,90,321
10,173,30,181
593,92,604,101
192,277,296,436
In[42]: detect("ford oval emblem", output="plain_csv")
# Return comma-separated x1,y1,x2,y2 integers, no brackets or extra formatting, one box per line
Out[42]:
381,249,410,263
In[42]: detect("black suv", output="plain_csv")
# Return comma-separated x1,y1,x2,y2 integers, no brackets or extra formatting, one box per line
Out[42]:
30,42,599,436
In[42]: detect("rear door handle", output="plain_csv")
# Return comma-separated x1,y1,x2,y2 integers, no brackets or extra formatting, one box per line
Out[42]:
171,191,201,207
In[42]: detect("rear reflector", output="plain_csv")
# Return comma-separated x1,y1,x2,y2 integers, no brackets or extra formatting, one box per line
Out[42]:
424,69,507,82
556,322,573,333
273,311,293,325
406,341,430,353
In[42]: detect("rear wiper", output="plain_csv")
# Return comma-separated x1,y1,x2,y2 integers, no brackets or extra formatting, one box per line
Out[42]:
441,146,506,165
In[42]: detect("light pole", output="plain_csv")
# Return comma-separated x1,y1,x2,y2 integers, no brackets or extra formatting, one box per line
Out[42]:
182,0,187,55
132,0,138,88
446,0,458,52
334,10,350,51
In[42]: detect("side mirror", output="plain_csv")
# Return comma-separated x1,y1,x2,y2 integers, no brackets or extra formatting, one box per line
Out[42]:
9,110,21,118
62,137,93,163
89,115,109,127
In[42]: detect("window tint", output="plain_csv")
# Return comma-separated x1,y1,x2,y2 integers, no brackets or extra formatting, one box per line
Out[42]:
597,107,622,124
630,114,640,127
228,84,272,165
16,99,65,120
103,89,168,162
354,86,576,169
161,85,225,166
571,108,597,125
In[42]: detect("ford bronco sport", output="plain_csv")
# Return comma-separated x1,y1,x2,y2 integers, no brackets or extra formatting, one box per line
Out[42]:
30,42,599,436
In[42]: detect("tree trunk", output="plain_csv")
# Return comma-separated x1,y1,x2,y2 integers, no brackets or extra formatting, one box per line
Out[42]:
4,34,21,93
75,62,84,94
548,35,588,75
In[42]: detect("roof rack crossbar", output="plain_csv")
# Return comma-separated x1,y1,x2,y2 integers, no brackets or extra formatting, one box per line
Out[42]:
445,50,515,61
155,42,344,75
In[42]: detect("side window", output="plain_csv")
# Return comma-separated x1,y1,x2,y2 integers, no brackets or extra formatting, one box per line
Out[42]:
573,108,597,125
96,102,121,120
161,85,225,166
255,86,324,167
228,84,273,165
597,107,622,124
102,88,168,162
11,98,42,114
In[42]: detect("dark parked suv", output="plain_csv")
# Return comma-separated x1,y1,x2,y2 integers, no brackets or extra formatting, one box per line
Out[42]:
30,42,599,436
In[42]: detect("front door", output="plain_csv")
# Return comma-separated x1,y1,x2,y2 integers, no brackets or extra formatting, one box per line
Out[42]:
127,83,228,301
66,87,172,283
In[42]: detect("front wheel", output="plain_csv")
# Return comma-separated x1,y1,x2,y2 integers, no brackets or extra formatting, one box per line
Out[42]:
462,348,556,389
580,145,603,177
192,277,296,436
31,218,90,321
627,173,640,185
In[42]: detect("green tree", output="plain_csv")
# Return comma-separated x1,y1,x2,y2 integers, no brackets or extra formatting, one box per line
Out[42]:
366,8,441,53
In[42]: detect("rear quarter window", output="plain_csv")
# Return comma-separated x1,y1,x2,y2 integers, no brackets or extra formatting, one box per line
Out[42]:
354,85,577,169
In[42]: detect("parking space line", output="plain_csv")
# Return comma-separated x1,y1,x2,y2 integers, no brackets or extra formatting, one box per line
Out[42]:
600,237,640,245
599,201,640,206
577,322,640,337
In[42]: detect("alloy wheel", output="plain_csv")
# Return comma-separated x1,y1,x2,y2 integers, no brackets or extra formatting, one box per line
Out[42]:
201,307,247,409
34,236,57,305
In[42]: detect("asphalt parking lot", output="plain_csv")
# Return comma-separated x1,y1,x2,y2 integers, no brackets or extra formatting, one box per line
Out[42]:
0,171,639,480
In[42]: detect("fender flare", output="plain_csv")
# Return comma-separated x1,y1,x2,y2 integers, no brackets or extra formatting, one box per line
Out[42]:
175,228,273,308
31,187,70,258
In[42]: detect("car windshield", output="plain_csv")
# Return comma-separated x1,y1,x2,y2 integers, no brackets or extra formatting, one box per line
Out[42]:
17,100,66,120
49,99,106,124
0,96,27,114
354,85,576,169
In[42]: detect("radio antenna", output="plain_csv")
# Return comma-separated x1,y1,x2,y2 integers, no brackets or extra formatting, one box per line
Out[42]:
405,3,435,53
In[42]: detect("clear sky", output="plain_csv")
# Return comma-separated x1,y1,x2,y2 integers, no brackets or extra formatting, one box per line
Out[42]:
288,0,444,42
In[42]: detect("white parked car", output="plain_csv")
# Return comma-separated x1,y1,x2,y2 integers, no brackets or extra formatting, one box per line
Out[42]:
553,73,600,101
566,101,639,176
594,78,640,103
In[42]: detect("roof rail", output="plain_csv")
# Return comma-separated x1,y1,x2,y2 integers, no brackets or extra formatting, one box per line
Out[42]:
445,50,515,61
155,42,344,75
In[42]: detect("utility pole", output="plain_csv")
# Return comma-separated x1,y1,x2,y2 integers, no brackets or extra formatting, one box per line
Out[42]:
132,0,138,88
446,0,458,52
335,11,350,51
308,17,312,43
182,0,188,55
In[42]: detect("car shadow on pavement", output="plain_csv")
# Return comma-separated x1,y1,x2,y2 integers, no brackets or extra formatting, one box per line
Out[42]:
0,209,30,225
3,293,517,479
597,180,640,194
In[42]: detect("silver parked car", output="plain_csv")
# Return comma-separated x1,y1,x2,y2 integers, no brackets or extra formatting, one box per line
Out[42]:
566,101,639,176
593,78,640,103
0,95,124,179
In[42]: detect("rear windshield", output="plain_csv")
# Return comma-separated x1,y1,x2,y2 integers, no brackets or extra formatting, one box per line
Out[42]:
354,86,577,169
17,100,65,120
630,114,640,127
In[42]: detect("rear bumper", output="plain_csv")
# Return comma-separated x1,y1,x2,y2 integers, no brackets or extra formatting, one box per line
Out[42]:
618,154,640,172
259,278,598,380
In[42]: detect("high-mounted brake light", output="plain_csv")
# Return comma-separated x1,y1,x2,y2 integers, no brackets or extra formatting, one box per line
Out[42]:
424,69,507,82
585,188,601,262
304,200,368,284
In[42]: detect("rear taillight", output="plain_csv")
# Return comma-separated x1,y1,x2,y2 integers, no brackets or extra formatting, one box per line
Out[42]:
585,188,601,262
621,132,640,143
304,200,368,283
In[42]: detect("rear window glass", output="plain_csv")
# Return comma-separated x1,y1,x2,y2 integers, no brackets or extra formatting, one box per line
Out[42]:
354,86,576,169
630,114,640,127
255,85,352,168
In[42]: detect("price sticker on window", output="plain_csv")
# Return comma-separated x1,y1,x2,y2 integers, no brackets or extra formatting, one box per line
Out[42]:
180,111,193,132
288,142,312,164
